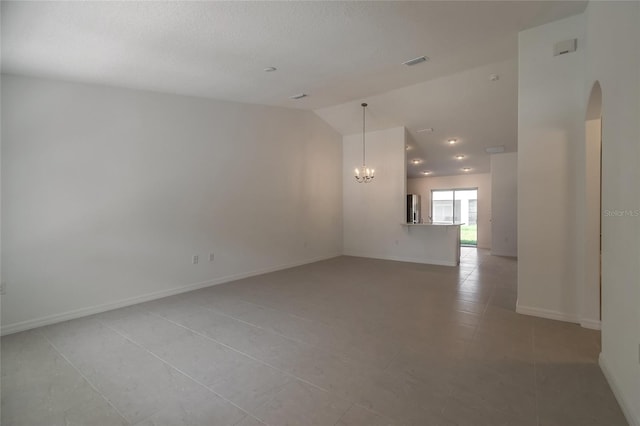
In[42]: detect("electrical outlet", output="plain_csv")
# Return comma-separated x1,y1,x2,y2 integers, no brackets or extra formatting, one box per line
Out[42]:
209,253,214,262
192,255,199,265
0,282,5,295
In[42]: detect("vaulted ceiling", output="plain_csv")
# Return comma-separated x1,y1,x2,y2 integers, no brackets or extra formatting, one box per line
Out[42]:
1,1,587,176
316,58,518,177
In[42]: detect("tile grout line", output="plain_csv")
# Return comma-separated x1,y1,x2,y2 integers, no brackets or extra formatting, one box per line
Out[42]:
192,304,340,356
470,257,539,425
95,318,268,426
36,329,132,425
331,403,356,426
58,249,498,425
179,289,484,384
142,309,400,424
443,255,512,415
135,305,434,424
140,310,363,403
467,263,491,343
222,296,338,327
347,403,399,426
446,262,480,417
213,272,490,351
380,345,402,372
437,259,483,419
228,297,387,350
9,252,610,426
190,299,401,373
192,304,378,369
219,283,385,332
212,280,492,354
532,325,540,426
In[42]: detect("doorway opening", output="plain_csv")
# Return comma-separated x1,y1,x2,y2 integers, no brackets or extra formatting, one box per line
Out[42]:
431,188,478,246
584,81,602,324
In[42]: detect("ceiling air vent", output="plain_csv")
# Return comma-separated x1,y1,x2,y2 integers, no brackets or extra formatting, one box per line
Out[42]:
485,145,505,154
553,39,577,56
402,56,429,66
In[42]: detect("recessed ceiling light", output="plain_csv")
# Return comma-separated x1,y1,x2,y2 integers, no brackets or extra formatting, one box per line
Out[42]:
462,167,471,172
417,128,434,133
289,93,308,100
421,170,432,175
411,159,423,165
455,155,465,160
448,138,457,145
263,67,277,72
489,73,500,81
402,56,429,66
485,145,505,154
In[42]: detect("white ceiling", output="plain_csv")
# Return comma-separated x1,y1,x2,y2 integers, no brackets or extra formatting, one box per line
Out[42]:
316,57,518,177
2,1,586,111
1,1,586,178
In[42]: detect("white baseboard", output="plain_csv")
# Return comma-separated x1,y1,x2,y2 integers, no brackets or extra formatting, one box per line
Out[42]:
343,251,457,267
515,301,579,323
515,302,604,330
599,352,640,426
1,253,341,336
490,250,517,258
580,318,602,330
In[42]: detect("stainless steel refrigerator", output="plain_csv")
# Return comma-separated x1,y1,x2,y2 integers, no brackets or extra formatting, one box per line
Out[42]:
407,194,421,223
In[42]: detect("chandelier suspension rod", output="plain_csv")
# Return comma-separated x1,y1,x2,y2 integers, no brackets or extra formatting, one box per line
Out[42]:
362,103,366,167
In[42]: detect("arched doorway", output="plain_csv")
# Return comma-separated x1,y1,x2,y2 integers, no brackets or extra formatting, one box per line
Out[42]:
583,81,602,328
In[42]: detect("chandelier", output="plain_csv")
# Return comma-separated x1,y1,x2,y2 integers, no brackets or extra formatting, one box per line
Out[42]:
354,103,375,183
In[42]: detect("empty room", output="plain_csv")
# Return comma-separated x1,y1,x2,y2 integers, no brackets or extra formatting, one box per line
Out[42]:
1,1,639,425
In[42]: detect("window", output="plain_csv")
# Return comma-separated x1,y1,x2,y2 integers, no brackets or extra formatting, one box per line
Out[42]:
431,188,478,246
433,200,453,222
468,199,477,225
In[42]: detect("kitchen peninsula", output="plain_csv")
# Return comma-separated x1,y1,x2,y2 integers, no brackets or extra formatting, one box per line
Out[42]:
400,222,463,266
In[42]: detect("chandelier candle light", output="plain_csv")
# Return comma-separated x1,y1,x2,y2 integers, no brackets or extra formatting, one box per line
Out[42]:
354,103,375,183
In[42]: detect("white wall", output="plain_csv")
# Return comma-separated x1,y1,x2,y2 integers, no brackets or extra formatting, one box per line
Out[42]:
0,72,3,332
1,74,343,334
517,14,585,322
519,4,640,424
343,127,460,265
343,127,406,258
583,3,640,424
407,173,491,249
490,153,517,257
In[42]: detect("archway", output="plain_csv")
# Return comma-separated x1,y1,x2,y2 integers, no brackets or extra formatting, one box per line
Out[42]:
583,81,602,328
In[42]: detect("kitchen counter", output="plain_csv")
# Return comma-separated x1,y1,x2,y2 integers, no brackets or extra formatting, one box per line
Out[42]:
399,222,462,266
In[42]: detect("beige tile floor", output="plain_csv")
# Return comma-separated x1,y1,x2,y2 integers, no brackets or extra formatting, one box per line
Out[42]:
1,248,627,425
